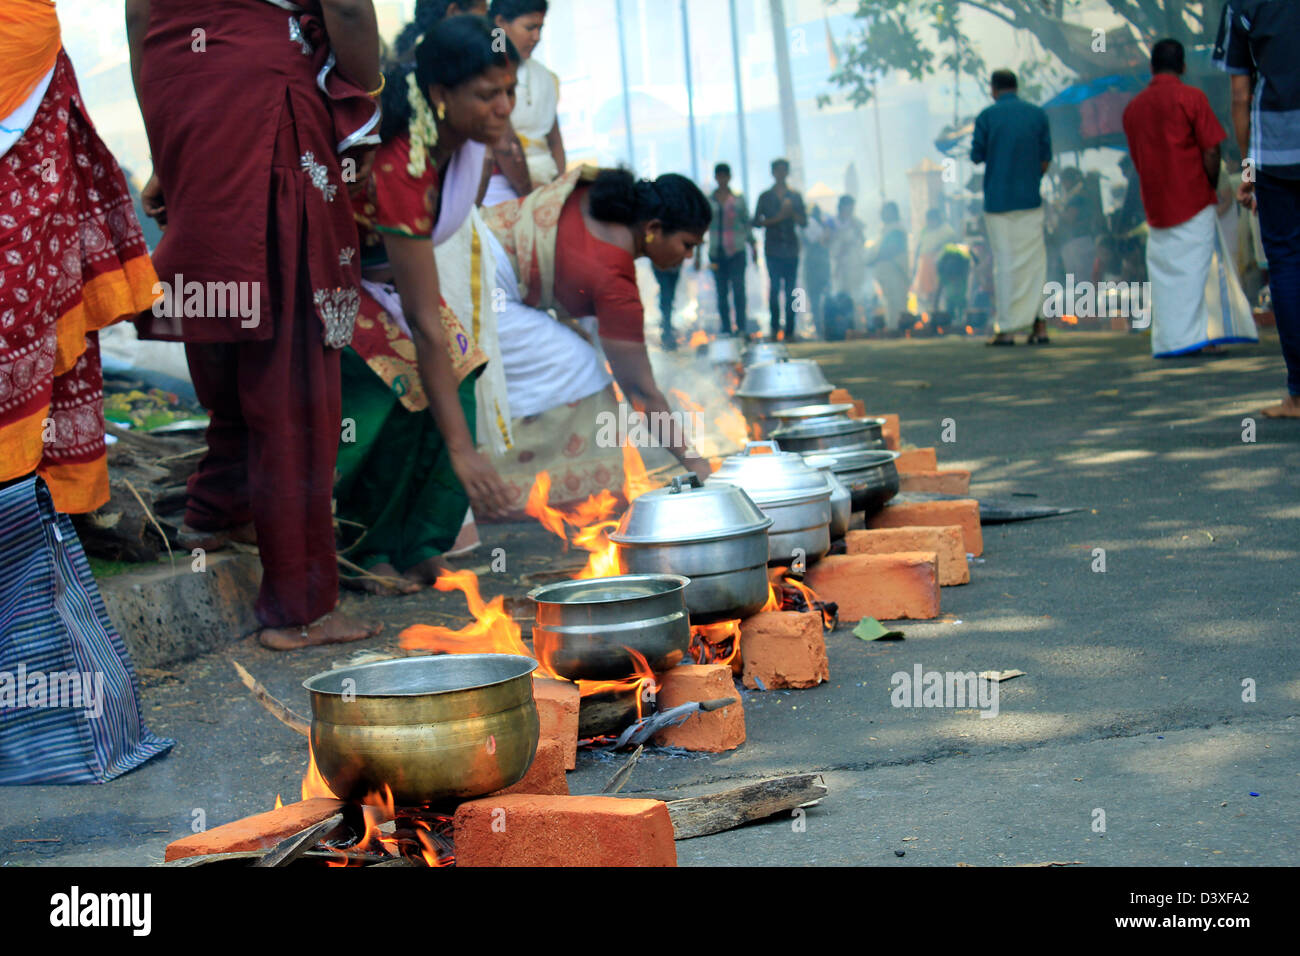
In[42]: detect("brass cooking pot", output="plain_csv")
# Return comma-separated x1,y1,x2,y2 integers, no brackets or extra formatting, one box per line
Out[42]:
303,654,539,805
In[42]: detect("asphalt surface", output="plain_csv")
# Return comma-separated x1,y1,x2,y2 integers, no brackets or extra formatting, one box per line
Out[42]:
3,329,1297,867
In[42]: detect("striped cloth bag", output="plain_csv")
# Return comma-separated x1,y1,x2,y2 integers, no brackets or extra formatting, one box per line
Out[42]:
0,477,173,784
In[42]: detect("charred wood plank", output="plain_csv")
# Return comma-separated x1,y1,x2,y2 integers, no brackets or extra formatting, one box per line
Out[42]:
664,773,827,840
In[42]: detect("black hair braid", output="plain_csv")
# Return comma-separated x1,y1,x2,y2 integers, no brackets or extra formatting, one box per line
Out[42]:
393,0,450,60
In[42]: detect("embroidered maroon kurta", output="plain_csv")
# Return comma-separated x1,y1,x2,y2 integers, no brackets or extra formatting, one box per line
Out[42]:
133,0,377,628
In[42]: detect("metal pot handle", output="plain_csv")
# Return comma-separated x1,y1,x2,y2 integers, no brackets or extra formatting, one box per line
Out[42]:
743,440,783,455
669,473,703,493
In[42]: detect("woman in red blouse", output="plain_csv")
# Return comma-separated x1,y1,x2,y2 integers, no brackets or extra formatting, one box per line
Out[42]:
484,167,714,488
335,15,516,595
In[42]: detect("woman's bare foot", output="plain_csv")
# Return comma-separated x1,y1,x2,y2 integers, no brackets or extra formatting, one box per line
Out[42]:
257,612,383,651
178,521,256,551
1260,395,1300,419
340,562,423,595
403,554,451,586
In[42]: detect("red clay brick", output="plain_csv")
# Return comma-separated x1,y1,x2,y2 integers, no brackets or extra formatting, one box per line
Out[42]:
454,794,677,867
899,468,971,496
827,390,866,419
894,447,938,473
533,677,580,770
164,798,346,862
740,611,829,689
873,413,901,450
652,664,745,752
491,735,568,797
846,525,969,586
868,498,983,556
804,552,940,621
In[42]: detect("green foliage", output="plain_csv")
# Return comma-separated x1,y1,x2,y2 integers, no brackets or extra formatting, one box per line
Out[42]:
824,0,1214,107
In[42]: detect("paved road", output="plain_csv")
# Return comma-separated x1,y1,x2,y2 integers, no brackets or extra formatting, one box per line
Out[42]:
3,330,1297,867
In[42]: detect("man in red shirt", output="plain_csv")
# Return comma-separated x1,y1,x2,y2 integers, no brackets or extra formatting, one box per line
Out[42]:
1122,38,1257,357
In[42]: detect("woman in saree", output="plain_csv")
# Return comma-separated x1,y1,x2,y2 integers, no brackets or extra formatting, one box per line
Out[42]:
478,166,714,511
336,15,516,592
0,0,172,783
480,0,564,206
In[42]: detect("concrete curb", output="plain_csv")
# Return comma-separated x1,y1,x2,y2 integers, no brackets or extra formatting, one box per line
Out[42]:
99,553,261,668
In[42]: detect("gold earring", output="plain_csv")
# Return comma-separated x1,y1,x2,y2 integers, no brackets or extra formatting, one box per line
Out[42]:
437,102,446,121
646,233,655,244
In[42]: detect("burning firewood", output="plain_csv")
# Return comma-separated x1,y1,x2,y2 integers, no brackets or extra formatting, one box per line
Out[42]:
253,812,347,867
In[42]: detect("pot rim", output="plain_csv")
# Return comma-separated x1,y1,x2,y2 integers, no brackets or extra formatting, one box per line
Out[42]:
609,516,773,546
770,402,855,420
526,573,691,605
303,653,538,699
771,418,886,440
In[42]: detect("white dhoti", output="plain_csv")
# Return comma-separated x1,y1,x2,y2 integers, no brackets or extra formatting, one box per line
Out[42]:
985,207,1047,334
1147,203,1258,358
483,227,612,419
873,260,910,322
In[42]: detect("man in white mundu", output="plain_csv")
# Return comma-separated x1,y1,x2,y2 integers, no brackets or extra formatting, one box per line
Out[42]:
1122,39,1257,356
971,69,1054,345
482,0,565,207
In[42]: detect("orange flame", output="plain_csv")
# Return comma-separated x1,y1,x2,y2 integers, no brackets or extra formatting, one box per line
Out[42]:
621,442,656,503
688,329,711,348
573,519,621,579
525,471,568,543
1062,314,1079,325
399,570,532,657
965,325,974,335
273,794,283,810
570,646,660,720
690,619,742,667
301,739,339,801
565,488,619,527
760,581,781,612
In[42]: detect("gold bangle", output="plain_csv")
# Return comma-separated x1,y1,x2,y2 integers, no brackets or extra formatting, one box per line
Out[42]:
366,74,386,98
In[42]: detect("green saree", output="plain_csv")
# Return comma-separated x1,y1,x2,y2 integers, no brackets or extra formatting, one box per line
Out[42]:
335,346,477,571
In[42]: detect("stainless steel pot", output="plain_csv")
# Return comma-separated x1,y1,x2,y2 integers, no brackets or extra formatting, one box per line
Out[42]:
528,574,691,681
708,441,833,565
813,449,900,515
707,337,741,366
304,654,539,805
769,417,886,455
736,359,836,438
803,454,852,539
769,403,855,429
609,474,773,623
741,341,789,367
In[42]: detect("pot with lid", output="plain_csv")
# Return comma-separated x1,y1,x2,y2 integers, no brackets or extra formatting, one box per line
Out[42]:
769,416,886,455
708,441,834,565
609,474,773,623
528,574,691,681
741,341,789,367
810,448,900,515
736,359,835,438
706,336,741,366
769,403,856,430
802,454,852,539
